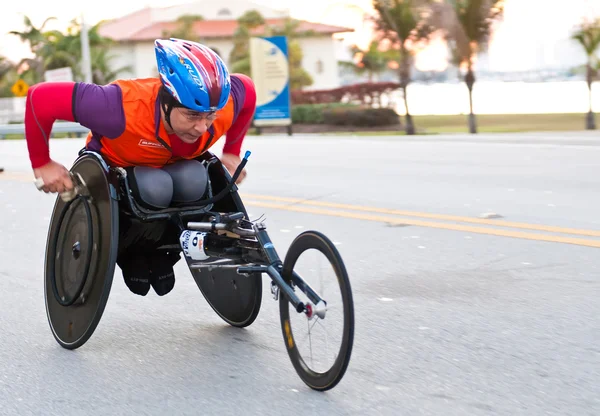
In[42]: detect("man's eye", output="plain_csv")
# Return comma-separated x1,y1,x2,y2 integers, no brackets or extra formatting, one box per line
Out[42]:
183,111,217,121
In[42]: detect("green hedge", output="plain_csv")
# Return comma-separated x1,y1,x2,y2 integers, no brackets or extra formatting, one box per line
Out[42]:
291,103,358,124
291,104,400,127
323,107,400,127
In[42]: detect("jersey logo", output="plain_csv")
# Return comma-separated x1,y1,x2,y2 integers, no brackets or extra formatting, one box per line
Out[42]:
138,139,163,148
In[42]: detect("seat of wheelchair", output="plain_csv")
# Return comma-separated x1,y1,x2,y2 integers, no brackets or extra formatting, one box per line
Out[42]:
125,159,210,211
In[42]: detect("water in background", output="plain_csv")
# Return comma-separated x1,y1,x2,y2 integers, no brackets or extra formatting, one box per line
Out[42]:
392,80,600,115
0,81,599,123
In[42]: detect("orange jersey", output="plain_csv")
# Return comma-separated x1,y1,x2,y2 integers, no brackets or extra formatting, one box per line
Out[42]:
24,74,255,169
85,78,234,167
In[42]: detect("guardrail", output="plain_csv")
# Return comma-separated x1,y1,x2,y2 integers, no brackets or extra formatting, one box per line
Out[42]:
0,122,89,139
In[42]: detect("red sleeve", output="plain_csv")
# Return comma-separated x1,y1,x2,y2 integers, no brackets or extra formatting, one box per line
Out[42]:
25,82,76,169
223,74,256,156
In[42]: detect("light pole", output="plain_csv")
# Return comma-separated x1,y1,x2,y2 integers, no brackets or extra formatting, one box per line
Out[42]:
80,13,93,83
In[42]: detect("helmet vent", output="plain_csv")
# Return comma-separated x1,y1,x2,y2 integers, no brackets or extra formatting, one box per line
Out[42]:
195,99,201,106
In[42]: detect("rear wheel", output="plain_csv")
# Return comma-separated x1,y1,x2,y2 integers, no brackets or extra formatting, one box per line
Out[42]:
279,231,354,391
189,266,262,328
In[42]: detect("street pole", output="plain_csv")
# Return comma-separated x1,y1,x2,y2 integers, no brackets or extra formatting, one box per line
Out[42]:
80,13,93,83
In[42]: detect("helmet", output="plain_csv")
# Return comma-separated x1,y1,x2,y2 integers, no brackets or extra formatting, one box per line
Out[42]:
155,38,231,112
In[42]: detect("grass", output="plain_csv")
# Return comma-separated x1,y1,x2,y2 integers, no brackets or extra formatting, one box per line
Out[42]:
2,132,78,140
1,113,593,140
405,113,591,134
265,113,594,136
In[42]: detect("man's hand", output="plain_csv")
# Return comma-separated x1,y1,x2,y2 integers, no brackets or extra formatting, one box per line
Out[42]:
220,153,247,184
33,160,74,194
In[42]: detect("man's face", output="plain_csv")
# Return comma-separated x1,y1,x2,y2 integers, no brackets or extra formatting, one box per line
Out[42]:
168,107,217,143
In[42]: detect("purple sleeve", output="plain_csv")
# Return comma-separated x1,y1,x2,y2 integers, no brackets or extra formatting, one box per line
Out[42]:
73,82,126,139
229,75,247,123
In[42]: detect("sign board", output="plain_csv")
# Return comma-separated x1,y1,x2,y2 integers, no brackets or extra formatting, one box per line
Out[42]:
44,67,74,82
11,79,29,97
250,36,291,127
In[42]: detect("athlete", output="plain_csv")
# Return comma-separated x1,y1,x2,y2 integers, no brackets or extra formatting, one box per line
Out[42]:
24,38,257,296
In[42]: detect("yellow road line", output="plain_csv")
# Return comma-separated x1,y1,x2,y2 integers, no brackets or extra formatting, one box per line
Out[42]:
4,173,599,247
243,193,600,238
244,200,600,248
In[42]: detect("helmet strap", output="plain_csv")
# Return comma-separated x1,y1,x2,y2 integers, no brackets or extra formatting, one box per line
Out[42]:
159,86,178,130
161,99,175,130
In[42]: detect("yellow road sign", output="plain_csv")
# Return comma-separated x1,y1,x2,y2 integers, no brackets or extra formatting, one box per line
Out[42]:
11,79,29,97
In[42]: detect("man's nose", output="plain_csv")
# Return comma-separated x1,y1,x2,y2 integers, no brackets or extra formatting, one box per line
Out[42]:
193,119,209,134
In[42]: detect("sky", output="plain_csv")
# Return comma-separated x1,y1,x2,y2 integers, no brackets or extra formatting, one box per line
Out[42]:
1,0,599,71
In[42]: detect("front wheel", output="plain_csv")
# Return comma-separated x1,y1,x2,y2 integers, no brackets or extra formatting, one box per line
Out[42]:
279,231,354,391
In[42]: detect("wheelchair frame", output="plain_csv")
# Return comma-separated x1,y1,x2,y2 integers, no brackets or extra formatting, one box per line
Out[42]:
43,149,353,391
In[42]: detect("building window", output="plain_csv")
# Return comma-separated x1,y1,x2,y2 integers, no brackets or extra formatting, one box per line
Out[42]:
316,59,324,74
217,8,232,16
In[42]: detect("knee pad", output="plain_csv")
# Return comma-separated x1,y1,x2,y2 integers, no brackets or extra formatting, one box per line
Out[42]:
162,160,208,203
128,166,174,209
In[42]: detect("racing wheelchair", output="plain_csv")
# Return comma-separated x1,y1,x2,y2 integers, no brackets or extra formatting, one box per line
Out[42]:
41,149,354,391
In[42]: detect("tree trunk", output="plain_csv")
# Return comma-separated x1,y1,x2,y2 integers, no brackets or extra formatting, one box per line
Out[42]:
586,111,596,130
399,47,415,135
402,85,415,135
465,66,477,134
586,63,596,130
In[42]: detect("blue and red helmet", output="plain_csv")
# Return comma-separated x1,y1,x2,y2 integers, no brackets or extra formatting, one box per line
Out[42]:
155,38,230,112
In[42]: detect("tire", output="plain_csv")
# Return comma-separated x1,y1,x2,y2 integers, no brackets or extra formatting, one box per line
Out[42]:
44,153,119,349
279,231,354,391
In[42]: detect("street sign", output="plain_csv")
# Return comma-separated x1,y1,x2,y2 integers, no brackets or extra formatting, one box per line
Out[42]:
250,36,291,128
44,67,74,82
11,79,29,97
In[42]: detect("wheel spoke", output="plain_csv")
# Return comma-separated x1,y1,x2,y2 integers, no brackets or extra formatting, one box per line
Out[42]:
307,318,313,367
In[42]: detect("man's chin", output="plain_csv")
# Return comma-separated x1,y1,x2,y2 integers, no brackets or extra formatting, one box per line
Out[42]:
179,134,199,143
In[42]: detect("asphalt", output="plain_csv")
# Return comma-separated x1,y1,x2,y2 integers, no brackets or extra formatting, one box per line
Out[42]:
0,132,599,415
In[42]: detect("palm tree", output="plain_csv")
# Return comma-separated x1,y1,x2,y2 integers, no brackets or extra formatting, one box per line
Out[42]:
572,17,600,130
56,19,126,82
162,15,204,43
38,30,79,71
427,0,504,133
286,41,314,90
9,16,58,84
229,12,314,90
0,56,18,97
0,56,14,80
372,0,434,134
340,41,393,82
229,10,266,75
9,16,56,55
49,19,131,83
90,48,133,84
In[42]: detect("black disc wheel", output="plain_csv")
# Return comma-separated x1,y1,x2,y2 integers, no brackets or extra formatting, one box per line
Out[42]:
44,153,119,349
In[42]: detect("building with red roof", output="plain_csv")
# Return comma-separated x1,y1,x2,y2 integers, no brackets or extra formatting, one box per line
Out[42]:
98,0,354,90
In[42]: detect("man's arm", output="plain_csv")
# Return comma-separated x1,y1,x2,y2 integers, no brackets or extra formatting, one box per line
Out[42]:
25,82,77,169
223,74,257,156
25,82,126,169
